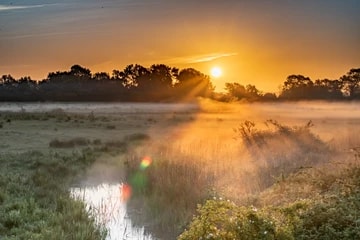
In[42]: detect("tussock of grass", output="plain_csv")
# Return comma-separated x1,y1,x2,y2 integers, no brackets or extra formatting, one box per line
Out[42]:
103,140,128,151
49,137,90,148
235,120,331,191
124,133,151,142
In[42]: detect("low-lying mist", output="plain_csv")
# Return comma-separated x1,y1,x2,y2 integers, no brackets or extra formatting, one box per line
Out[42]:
104,99,360,238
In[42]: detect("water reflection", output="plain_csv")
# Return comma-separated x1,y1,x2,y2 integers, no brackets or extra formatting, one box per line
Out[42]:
70,183,153,240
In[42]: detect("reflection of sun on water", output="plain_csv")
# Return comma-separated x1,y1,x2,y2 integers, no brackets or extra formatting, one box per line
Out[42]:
70,183,152,240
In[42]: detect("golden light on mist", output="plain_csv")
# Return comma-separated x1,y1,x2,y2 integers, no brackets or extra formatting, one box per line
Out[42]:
210,66,222,78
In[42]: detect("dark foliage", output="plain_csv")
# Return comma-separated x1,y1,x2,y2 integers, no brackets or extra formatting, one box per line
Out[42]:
0,64,213,102
1,65,359,102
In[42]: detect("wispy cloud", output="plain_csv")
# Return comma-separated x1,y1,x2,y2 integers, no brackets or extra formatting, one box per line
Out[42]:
188,53,238,63
162,52,238,64
0,4,45,11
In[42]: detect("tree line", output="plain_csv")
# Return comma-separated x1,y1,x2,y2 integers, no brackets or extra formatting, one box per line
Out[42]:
0,64,213,102
0,64,359,102
221,68,360,101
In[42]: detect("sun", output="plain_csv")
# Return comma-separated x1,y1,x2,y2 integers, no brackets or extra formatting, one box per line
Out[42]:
210,67,222,78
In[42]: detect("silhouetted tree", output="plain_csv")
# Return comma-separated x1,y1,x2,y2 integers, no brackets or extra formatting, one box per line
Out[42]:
119,64,150,88
175,68,214,99
246,84,262,100
280,75,314,99
340,68,360,99
70,64,91,79
262,92,277,101
93,72,110,81
313,79,343,99
1,74,15,85
149,64,178,89
225,82,247,100
1,64,358,102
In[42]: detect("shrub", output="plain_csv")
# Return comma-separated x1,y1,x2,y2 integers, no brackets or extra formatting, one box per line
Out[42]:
293,165,360,239
178,199,290,240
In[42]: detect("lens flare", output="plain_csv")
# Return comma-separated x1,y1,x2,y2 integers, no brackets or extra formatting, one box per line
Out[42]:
120,183,132,202
140,156,152,170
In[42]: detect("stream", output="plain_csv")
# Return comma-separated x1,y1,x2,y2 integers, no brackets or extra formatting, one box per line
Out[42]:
70,183,154,240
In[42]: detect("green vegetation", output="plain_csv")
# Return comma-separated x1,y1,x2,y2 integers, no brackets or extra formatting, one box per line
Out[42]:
0,105,359,240
49,137,90,148
119,116,360,239
0,150,107,239
125,152,213,238
178,199,289,240
179,162,360,240
175,120,360,239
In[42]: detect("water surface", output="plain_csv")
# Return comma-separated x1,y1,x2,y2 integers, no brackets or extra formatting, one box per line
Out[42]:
71,183,153,240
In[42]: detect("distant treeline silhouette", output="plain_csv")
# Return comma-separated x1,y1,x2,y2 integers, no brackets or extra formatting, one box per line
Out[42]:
0,64,359,102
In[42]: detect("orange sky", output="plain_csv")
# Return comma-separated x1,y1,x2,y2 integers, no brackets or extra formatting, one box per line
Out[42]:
0,0,359,93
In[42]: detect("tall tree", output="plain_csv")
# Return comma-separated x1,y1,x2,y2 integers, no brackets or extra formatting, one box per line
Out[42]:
314,79,343,99
280,75,314,99
175,68,214,99
1,74,15,85
149,64,178,89
119,64,150,88
93,72,110,81
225,82,247,100
70,64,91,79
340,68,360,98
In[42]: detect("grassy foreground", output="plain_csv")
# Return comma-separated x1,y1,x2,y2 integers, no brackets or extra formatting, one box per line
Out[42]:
0,150,106,239
1,103,360,240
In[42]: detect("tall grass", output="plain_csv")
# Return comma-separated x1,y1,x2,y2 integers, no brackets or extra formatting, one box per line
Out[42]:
121,119,350,239
124,146,214,239
178,131,360,240
234,119,331,192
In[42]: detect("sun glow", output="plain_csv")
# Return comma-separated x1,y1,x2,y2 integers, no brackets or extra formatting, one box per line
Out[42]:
210,67,222,78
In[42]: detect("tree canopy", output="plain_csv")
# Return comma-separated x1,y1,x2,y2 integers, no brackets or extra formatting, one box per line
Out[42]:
0,65,359,102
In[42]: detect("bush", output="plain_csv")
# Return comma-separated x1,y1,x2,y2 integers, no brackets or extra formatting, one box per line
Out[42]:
294,166,360,239
178,199,290,240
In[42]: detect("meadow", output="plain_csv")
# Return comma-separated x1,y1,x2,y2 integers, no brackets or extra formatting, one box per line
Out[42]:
0,100,359,239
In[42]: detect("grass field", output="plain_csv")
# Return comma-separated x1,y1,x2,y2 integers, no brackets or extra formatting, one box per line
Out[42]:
0,100,359,239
